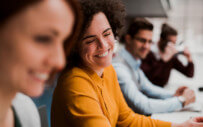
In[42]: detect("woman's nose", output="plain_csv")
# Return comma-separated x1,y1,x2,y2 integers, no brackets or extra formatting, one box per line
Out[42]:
47,44,66,72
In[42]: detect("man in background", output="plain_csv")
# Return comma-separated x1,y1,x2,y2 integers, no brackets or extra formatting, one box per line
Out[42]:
112,18,195,115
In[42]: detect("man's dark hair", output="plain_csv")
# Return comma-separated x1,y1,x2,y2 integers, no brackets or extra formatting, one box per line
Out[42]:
127,18,153,38
120,18,153,43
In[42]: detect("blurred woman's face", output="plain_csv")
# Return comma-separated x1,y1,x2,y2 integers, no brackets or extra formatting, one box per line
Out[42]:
80,12,115,74
168,35,177,44
0,0,74,97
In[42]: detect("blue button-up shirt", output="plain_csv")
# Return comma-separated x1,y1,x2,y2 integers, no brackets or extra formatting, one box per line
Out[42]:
112,48,182,115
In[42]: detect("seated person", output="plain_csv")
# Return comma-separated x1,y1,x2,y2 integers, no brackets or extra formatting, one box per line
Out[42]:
51,1,203,127
0,0,80,127
112,18,195,115
141,23,194,87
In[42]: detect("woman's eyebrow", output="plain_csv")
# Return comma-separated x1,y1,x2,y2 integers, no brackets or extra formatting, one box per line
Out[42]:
82,35,96,41
82,28,112,41
103,28,112,34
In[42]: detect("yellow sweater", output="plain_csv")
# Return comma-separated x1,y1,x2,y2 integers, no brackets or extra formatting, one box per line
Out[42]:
51,65,171,127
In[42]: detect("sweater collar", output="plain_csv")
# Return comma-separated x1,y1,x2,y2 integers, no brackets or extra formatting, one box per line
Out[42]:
83,67,105,88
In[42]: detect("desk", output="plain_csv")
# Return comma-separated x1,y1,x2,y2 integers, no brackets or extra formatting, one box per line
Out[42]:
152,86,203,123
152,108,203,123
151,52,203,123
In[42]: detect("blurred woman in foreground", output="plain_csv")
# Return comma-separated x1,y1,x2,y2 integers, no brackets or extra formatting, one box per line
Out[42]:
0,0,81,126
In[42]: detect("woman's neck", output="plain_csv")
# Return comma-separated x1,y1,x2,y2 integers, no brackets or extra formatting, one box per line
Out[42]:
83,65,104,77
95,69,104,77
0,84,17,127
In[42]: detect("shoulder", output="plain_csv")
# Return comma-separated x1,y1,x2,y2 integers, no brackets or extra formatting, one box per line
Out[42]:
12,93,40,127
55,67,99,100
104,65,118,81
104,65,116,75
112,61,132,80
149,51,156,57
60,67,90,79
145,51,156,60
58,67,92,87
142,51,158,67
112,54,128,70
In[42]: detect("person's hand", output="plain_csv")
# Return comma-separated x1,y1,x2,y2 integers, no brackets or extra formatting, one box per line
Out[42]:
160,42,178,62
172,117,203,127
182,88,196,106
174,86,188,96
183,47,192,62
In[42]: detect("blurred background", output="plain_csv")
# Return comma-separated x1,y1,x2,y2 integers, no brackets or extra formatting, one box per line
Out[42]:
122,0,203,87
33,0,203,126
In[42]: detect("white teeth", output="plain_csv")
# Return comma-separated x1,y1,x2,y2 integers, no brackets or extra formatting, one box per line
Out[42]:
98,51,108,57
34,73,49,81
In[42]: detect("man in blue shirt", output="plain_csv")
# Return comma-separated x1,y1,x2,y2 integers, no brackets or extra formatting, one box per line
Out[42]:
112,18,195,115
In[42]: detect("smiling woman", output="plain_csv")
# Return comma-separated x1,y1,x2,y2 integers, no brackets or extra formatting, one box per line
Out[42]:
51,0,203,127
0,0,81,127
51,0,126,126
80,12,115,76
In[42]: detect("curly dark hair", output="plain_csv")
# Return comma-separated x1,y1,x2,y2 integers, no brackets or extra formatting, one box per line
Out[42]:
66,0,126,69
158,23,177,52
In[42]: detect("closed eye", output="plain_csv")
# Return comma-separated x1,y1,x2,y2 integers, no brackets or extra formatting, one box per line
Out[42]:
34,35,53,44
104,32,111,37
85,39,96,44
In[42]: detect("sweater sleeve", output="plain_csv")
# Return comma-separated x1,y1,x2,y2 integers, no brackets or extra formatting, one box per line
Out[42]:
173,57,194,77
112,67,172,127
113,63,182,115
